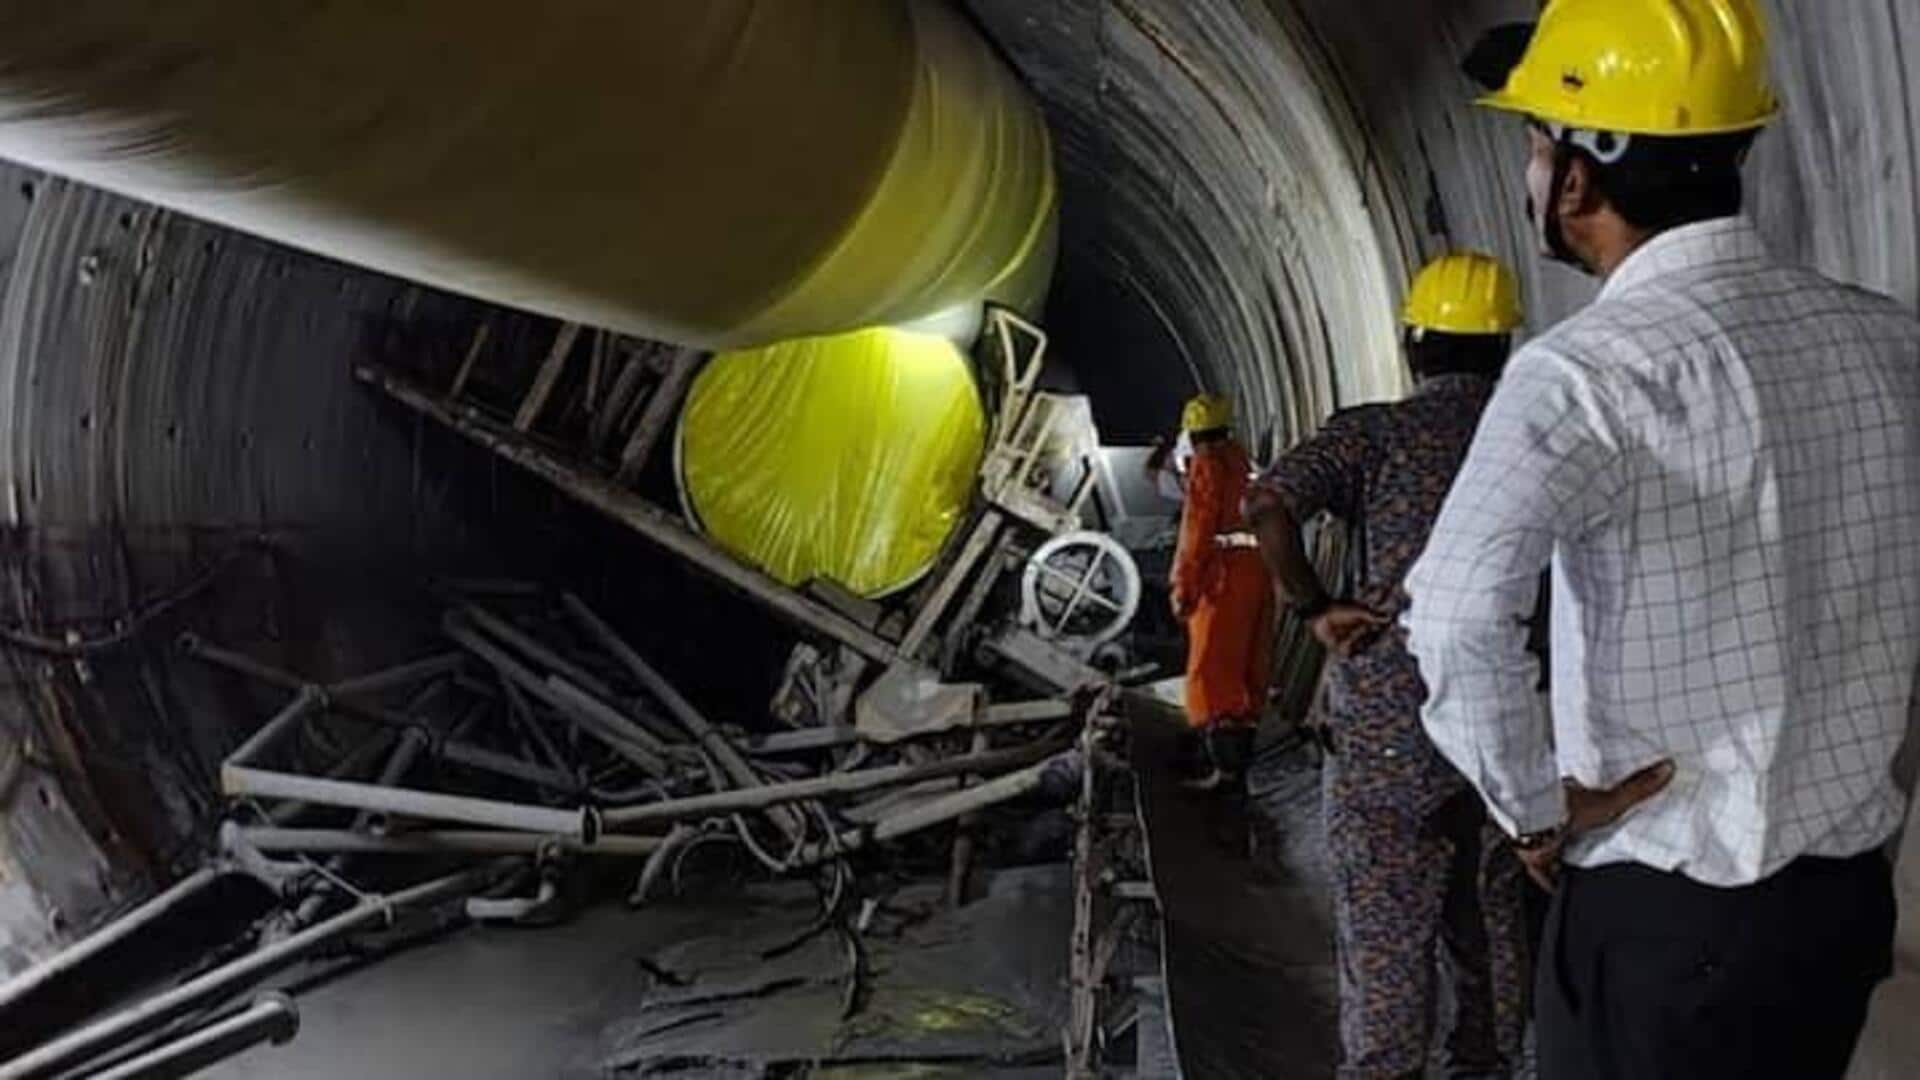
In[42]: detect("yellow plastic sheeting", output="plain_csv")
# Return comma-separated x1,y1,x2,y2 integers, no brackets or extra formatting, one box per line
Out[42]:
0,0,1055,349
679,328,986,598
739,0,1060,339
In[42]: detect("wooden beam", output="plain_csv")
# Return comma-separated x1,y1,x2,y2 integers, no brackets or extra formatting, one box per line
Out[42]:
589,352,650,455
583,330,611,414
513,321,583,432
616,346,700,483
354,364,900,663
448,322,491,398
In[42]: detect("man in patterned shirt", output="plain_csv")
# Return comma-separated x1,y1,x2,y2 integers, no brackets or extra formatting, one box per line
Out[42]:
1248,253,1530,1080
1407,3,1920,1077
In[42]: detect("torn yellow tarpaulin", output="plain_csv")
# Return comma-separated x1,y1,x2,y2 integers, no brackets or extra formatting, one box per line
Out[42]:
679,328,986,598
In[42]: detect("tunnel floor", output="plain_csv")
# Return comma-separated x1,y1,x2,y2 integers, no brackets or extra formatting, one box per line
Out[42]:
1133,700,1538,1079
168,707,1531,1079
1132,703,1341,1077
203,869,1074,1079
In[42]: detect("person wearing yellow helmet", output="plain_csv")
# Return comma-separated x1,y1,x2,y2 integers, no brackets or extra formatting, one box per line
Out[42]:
1474,0,1775,274
1408,4,1920,1077
1168,392,1274,794
1246,251,1527,1080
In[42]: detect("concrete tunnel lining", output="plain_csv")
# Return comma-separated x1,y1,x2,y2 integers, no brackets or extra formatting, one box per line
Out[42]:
0,0,1918,1073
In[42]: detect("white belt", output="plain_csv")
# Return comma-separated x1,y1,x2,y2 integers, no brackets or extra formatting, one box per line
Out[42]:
1213,532,1259,550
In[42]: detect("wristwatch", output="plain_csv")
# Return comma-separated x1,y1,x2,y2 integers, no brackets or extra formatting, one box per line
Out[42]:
1511,824,1565,852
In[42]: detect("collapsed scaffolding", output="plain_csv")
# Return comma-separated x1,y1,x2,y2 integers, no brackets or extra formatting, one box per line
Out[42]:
0,310,1171,1078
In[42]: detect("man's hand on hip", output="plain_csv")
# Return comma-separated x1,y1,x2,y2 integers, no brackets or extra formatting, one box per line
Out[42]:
1516,759,1677,892
1309,603,1388,656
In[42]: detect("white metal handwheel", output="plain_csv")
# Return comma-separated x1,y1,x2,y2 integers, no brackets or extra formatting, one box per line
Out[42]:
1019,531,1142,646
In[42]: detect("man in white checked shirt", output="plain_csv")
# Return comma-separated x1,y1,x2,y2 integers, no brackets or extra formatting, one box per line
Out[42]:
1406,3,1920,1078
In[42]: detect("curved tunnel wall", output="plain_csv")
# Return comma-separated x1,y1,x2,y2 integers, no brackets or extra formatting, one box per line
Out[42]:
970,0,1418,454
0,162,556,971
1,0,1919,1020
992,0,1920,454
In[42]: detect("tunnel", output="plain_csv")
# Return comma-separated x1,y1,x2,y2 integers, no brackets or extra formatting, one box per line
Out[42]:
0,1,1917,1077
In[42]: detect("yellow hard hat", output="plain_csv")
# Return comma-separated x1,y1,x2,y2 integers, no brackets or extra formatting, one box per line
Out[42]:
1479,0,1778,137
1402,252,1523,335
1181,394,1233,433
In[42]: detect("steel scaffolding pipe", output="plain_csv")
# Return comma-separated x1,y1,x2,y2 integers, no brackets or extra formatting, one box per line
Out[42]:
193,635,580,794
0,863,506,1080
794,754,1065,867
561,594,763,792
603,738,1063,831
235,827,659,858
0,867,226,1017
559,593,806,842
221,765,591,838
88,993,299,1080
441,613,675,778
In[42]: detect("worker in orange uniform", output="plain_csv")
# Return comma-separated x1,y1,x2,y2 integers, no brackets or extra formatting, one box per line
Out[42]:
1170,393,1275,790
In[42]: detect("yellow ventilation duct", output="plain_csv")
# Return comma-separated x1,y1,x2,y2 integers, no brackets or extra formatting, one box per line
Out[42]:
678,328,987,598
0,0,1056,348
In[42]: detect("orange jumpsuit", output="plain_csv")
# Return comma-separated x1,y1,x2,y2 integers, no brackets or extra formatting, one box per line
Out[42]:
1172,440,1276,728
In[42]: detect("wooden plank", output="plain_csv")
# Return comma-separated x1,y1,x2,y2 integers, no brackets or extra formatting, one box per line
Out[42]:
448,322,491,398
583,330,611,414
589,352,650,454
512,321,583,432
899,510,1004,659
355,364,900,663
616,346,701,483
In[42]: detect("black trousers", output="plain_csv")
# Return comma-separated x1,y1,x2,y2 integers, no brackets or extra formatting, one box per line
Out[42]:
1538,850,1896,1080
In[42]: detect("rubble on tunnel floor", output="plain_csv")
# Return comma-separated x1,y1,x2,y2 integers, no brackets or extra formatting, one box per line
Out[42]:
0,572,1175,1079
0,312,1211,1077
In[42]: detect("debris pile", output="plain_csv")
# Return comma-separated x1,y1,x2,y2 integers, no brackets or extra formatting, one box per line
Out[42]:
197,585,1086,919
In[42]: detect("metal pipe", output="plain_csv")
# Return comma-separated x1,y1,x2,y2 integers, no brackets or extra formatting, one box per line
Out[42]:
267,727,398,825
222,764,589,837
88,993,299,1080
559,594,760,791
459,604,616,705
236,827,659,858
0,864,504,1080
543,676,674,761
603,739,1063,830
443,615,672,777
0,867,224,1016
497,675,570,775
465,877,559,923
745,725,861,755
358,367,899,663
437,741,577,792
185,634,452,712
558,596,806,841
745,700,1073,756
628,823,698,906
794,755,1062,867
898,509,1004,659
179,635,304,693
326,653,466,699
224,687,324,768
288,720,435,925
192,636,578,794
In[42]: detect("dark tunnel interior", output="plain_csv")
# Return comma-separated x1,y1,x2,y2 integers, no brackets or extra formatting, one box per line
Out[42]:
0,1,1918,1076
